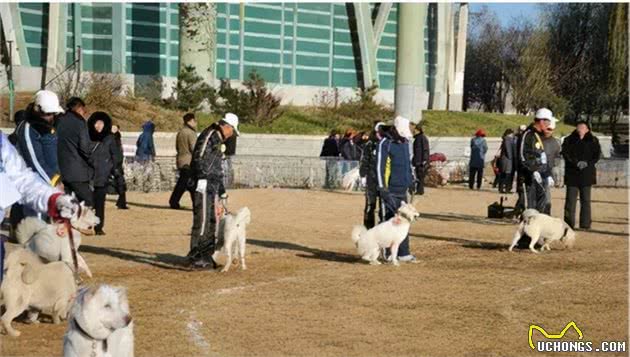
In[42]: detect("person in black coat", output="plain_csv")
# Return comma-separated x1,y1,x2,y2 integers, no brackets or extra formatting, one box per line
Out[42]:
412,123,430,195
110,125,128,209
359,123,383,228
56,97,95,206
320,130,340,189
88,111,121,235
498,129,517,193
562,120,601,229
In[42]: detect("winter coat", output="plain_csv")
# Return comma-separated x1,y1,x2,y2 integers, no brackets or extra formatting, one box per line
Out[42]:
88,114,121,187
542,136,561,169
320,136,340,157
499,135,517,174
376,136,413,197
562,131,601,187
518,124,551,183
191,123,226,195
135,121,156,162
359,136,379,189
340,138,361,161
175,124,197,169
469,136,488,169
412,133,430,170
0,132,58,220
56,110,94,183
15,110,60,185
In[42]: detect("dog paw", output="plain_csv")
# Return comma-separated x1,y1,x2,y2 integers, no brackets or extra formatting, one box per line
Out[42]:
7,329,21,337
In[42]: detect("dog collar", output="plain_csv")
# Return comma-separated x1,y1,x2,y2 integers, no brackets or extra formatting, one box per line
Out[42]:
73,318,108,356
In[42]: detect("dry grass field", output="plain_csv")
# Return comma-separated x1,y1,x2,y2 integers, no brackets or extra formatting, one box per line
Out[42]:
2,186,628,356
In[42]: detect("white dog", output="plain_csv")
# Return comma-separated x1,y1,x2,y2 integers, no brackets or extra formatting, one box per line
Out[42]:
342,167,361,191
351,202,420,266
212,207,251,272
509,209,576,253
1,247,77,336
15,202,99,278
63,284,134,357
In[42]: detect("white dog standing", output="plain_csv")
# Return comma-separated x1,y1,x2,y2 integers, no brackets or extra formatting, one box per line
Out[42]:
63,284,134,357
509,209,576,253
15,202,99,277
1,247,77,336
351,202,420,266
212,207,251,272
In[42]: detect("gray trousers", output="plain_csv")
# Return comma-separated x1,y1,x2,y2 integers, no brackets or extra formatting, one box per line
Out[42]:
525,180,548,212
564,186,592,229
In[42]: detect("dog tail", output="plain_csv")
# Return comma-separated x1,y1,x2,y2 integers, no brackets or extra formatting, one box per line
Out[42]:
15,217,48,245
351,225,367,245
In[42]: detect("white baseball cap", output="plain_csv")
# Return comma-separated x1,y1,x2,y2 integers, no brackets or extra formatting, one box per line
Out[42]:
222,112,240,136
535,108,555,121
393,115,413,139
34,90,64,114
374,121,385,132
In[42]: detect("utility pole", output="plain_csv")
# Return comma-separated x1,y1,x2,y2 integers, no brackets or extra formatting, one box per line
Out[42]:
8,40,14,124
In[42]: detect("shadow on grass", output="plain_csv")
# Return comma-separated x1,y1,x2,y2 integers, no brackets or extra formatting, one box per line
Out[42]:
248,239,359,264
410,232,512,251
106,198,192,211
420,212,515,226
80,245,192,272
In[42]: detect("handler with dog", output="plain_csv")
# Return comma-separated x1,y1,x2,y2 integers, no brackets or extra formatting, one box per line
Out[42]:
187,113,239,270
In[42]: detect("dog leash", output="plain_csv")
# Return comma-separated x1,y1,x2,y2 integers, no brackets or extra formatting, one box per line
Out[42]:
63,205,82,284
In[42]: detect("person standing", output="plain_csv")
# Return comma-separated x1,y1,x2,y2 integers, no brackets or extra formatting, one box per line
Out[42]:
518,108,554,212
135,120,156,163
376,116,416,263
562,120,601,230
359,122,383,228
88,112,121,235
110,125,128,209
56,96,94,206
469,129,488,190
542,118,561,214
15,91,64,220
169,113,198,209
320,130,340,189
187,113,239,270
498,129,517,193
412,123,430,195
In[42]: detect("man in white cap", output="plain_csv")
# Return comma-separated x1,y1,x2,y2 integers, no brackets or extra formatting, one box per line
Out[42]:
517,108,555,213
14,90,65,220
187,112,239,270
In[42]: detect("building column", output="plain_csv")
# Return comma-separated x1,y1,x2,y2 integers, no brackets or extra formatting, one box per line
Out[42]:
448,3,468,111
354,3,378,88
394,3,427,124
111,3,125,73
1,3,29,67
178,3,216,84
45,3,67,71
432,3,452,110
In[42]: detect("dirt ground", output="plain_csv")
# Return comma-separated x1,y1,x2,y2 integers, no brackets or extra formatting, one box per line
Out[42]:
2,185,628,357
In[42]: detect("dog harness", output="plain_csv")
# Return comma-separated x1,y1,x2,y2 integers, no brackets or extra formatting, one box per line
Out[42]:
73,317,108,357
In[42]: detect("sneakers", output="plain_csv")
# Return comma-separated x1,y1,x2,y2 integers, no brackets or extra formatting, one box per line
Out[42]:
398,255,419,263
190,256,217,270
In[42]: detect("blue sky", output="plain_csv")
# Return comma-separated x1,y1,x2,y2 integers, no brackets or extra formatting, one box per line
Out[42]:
469,3,542,27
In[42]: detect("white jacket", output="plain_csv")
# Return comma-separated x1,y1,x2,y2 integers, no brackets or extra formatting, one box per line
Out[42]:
0,132,58,219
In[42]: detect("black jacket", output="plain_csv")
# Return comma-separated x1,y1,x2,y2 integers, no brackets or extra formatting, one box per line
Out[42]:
518,124,550,182
56,110,94,182
320,136,340,157
499,135,517,174
88,113,121,187
412,133,430,170
359,136,379,189
340,138,361,160
191,123,226,195
562,131,601,187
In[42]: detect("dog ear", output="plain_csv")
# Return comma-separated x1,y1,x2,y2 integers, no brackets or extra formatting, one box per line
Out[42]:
20,262,38,284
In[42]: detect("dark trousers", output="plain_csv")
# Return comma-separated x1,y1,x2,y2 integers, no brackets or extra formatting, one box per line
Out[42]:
414,167,426,195
115,186,127,208
363,187,379,229
499,172,514,193
525,179,548,212
564,186,592,229
169,167,195,208
469,167,484,189
64,181,94,207
188,191,217,259
93,186,107,232
382,192,411,257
